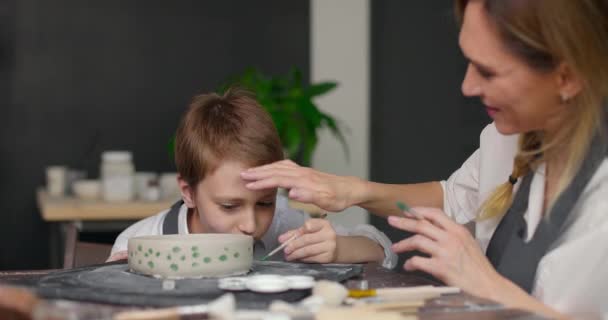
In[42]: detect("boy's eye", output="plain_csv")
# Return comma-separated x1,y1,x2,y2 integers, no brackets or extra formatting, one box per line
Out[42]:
220,204,238,210
257,201,274,207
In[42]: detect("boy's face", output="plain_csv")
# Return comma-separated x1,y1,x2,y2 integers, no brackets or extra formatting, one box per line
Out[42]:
178,160,276,240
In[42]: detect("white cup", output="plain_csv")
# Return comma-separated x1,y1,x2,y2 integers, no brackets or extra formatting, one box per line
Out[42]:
46,166,67,197
135,172,157,200
159,172,180,200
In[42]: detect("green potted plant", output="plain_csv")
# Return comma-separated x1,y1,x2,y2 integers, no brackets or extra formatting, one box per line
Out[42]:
221,67,348,166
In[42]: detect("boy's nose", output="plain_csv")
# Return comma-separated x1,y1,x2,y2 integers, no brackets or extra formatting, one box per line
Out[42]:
237,210,256,236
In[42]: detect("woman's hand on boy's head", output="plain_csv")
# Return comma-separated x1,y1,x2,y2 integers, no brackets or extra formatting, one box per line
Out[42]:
241,160,362,213
280,219,338,264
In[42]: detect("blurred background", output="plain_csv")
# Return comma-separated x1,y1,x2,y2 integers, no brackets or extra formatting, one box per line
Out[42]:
0,0,488,270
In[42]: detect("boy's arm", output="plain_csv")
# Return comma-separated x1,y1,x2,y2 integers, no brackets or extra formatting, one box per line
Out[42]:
333,224,398,269
335,235,385,264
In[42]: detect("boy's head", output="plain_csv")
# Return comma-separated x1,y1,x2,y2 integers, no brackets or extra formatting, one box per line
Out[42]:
175,88,284,239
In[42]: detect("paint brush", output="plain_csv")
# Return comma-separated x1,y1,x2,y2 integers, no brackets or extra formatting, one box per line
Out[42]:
396,201,423,219
260,233,299,261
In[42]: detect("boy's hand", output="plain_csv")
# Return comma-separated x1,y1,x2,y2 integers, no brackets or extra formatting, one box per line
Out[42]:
106,250,128,262
279,219,337,263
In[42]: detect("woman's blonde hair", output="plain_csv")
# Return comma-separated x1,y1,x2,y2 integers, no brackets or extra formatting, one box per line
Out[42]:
455,0,608,219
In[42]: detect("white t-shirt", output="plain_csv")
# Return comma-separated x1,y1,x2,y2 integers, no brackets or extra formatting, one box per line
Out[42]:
441,123,608,318
112,195,398,268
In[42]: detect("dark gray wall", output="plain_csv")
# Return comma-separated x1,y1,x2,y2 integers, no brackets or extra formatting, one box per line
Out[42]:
0,0,309,269
370,1,489,272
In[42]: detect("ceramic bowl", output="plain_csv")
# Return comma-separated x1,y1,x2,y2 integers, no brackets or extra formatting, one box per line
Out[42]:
128,234,253,279
72,179,101,200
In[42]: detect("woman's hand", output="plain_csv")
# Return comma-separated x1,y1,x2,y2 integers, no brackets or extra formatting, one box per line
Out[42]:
278,219,338,263
241,160,364,212
388,207,503,299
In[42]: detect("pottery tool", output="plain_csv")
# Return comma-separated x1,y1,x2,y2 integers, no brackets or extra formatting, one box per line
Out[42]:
349,284,460,299
260,233,299,261
112,293,234,320
396,201,423,219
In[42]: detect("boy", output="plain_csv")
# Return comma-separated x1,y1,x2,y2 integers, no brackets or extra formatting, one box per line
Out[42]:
109,89,396,268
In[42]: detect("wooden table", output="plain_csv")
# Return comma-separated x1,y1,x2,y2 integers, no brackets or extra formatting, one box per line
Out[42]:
37,190,176,268
0,263,545,319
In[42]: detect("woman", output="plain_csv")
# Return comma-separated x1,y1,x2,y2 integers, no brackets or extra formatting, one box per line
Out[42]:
241,0,608,318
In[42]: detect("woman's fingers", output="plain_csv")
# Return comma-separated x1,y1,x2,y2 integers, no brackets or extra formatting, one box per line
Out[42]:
403,256,442,280
412,207,460,233
387,216,444,241
391,234,441,256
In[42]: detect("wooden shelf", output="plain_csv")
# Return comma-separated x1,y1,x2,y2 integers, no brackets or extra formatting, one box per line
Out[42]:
37,189,176,222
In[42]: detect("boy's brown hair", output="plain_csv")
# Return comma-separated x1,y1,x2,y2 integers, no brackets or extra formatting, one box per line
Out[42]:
175,88,284,187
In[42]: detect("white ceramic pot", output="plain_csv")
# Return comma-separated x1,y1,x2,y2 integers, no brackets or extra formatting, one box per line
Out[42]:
128,234,253,279
72,179,101,200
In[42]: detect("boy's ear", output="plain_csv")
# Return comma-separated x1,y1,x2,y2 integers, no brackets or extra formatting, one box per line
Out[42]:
177,175,196,208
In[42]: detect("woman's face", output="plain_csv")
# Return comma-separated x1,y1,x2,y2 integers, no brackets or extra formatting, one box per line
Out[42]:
459,1,568,135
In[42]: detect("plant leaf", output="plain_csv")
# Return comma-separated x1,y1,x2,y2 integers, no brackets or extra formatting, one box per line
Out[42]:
305,82,338,97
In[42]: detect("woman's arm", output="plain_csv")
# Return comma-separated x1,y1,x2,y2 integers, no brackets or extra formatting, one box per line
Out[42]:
242,160,444,217
357,181,444,217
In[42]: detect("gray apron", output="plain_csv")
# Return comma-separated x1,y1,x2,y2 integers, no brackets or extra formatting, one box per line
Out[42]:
485,130,607,293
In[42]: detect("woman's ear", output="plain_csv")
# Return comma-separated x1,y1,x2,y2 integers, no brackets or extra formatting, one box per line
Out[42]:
177,175,196,208
555,62,583,102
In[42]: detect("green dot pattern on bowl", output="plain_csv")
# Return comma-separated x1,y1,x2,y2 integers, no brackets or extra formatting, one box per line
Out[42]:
131,241,252,277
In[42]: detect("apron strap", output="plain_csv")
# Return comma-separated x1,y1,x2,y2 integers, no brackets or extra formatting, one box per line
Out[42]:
162,200,184,235
486,130,608,292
